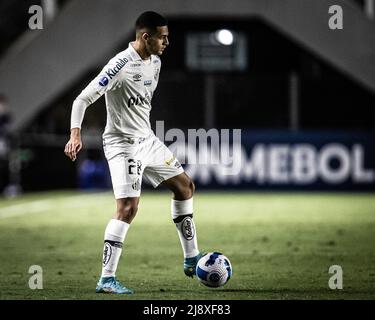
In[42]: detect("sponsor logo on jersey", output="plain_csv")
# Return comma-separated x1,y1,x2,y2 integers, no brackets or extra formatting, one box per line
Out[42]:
133,74,142,82
144,80,152,86
130,63,141,67
153,59,159,64
99,76,109,87
181,216,195,240
128,94,146,108
105,57,128,79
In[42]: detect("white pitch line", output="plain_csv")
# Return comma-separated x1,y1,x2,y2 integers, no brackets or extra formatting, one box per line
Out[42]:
0,200,52,219
0,193,111,219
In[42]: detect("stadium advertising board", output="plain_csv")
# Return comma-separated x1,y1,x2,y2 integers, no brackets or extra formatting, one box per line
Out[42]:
165,130,375,191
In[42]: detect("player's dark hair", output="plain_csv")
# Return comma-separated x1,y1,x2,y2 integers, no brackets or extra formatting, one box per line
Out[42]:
135,11,168,34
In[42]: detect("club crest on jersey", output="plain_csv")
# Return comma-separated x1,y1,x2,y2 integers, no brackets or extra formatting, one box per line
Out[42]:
132,178,141,191
144,80,152,86
99,76,109,87
105,57,128,79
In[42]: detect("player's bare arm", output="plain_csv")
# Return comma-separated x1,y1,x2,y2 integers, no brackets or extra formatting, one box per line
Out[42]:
64,127,82,162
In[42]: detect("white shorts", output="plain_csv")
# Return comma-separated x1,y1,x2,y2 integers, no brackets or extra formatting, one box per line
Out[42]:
103,134,184,199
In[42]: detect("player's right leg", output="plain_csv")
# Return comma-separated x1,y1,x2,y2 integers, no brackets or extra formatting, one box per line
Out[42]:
96,144,143,294
96,197,139,294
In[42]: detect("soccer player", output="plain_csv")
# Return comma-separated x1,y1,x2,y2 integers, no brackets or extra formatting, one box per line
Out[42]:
64,11,203,294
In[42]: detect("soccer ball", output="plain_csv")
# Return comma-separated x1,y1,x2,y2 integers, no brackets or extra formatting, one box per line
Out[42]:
195,252,232,288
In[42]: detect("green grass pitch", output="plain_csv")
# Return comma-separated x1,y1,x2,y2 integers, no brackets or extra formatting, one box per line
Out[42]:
0,191,374,300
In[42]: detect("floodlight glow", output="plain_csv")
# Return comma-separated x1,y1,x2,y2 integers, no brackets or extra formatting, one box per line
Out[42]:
215,29,234,46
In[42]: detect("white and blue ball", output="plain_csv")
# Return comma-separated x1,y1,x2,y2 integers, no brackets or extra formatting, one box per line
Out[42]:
196,252,232,288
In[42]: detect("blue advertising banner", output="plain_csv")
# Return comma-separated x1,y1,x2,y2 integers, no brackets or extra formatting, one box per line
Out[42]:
174,130,375,191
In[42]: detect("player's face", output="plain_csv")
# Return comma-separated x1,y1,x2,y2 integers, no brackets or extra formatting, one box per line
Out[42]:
146,26,169,56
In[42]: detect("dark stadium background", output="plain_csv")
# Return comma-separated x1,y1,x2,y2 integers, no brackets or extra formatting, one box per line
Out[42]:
0,0,374,195
0,0,375,303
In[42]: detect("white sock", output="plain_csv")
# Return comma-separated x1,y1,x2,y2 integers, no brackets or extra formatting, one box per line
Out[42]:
101,219,130,278
171,198,199,258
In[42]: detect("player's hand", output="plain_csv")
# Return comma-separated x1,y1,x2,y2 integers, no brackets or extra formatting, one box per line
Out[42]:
64,129,82,162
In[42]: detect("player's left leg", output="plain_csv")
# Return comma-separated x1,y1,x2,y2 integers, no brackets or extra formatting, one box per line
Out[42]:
143,135,203,277
162,172,204,277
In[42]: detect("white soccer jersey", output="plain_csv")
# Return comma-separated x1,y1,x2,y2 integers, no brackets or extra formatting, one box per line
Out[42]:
71,42,161,141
